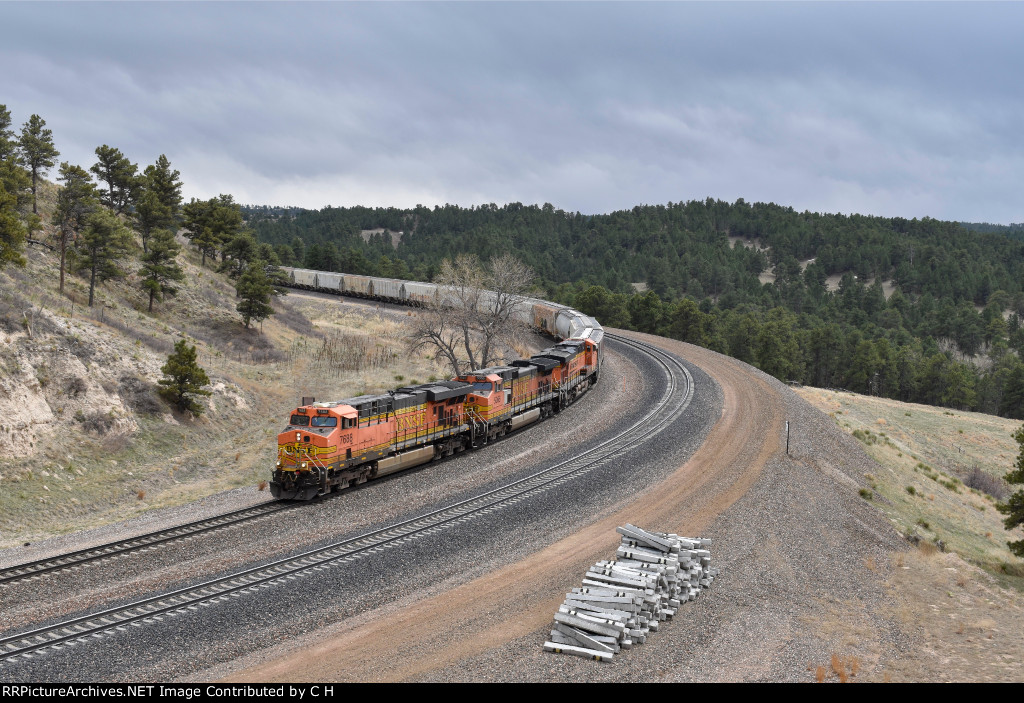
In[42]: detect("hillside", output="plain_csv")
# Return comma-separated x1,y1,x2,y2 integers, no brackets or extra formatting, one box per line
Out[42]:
796,386,1024,582
0,212,448,547
247,200,1024,422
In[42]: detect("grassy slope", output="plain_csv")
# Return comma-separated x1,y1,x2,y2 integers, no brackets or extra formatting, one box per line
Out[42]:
796,387,1024,682
796,387,1024,581
0,195,446,548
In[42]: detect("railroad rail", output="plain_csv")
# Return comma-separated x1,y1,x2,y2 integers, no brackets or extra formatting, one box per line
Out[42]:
0,501,298,587
0,334,693,664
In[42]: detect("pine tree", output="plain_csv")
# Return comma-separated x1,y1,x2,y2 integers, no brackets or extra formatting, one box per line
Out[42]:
134,155,182,252
133,188,171,253
91,145,138,214
0,182,25,270
18,114,59,214
157,340,211,416
73,209,134,306
1000,363,1024,420
0,105,17,162
235,260,277,329
998,425,1024,557
218,231,258,279
0,106,32,213
143,155,183,222
0,105,27,266
140,228,185,312
183,195,242,266
52,162,98,294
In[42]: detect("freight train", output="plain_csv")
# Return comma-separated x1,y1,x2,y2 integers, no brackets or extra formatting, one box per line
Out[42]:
270,267,604,500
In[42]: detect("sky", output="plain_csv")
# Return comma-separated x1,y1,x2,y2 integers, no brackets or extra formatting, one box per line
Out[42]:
2,1,1022,223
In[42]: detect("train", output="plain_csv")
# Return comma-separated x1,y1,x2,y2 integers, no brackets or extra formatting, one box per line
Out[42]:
270,267,604,500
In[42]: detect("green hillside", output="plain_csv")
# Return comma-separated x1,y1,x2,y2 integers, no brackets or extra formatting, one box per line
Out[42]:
249,200,1024,419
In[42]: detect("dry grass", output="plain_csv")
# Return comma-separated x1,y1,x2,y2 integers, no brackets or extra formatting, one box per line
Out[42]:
257,480,268,492
0,233,450,546
796,387,1024,576
882,548,1024,681
812,653,860,682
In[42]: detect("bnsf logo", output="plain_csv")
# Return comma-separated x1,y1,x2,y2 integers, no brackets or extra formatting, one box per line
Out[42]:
396,414,424,431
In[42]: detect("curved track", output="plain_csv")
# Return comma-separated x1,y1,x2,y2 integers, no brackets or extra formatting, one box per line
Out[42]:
0,333,691,665
226,332,785,683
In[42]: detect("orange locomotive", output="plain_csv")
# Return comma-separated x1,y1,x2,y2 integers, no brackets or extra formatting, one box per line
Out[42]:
270,338,601,500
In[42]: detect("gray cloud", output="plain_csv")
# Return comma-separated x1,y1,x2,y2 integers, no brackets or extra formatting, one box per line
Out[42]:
2,2,1022,222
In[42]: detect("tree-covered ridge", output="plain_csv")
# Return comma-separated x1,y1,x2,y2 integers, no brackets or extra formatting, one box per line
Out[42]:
247,199,1024,420
961,221,1024,243
249,200,1024,307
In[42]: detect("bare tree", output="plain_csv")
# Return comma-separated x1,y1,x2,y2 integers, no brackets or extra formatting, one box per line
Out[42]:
411,253,533,376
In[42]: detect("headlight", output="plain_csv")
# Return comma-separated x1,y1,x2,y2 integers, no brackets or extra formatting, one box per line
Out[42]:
301,462,307,469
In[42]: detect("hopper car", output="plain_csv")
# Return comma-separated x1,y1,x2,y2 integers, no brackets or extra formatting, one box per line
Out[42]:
271,267,603,500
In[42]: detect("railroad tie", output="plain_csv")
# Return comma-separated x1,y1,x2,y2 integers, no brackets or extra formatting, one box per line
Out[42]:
543,524,718,661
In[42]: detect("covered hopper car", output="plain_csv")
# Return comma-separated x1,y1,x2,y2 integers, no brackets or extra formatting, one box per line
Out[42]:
271,267,604,500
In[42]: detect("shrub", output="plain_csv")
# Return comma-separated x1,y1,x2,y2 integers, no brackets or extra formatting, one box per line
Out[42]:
852,429,877,445
81,410,116,435
859,488,873,500
906,485,917,496
963,467,1008,500
119,374,162,414
157,340,211,416
64,376,87,398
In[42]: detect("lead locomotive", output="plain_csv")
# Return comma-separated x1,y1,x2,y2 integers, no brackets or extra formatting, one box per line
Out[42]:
271,338,602,500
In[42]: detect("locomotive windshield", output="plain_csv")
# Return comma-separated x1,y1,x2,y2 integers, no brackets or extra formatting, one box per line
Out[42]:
290,414,310,426
311,416,338,427
470,382,494,394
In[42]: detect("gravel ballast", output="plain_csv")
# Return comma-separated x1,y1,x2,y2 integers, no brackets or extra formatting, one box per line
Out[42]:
1,337,718,682
1,333,918,683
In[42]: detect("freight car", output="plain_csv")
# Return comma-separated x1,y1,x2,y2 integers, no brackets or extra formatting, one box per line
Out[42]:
278,267,604,346
270,267,604,500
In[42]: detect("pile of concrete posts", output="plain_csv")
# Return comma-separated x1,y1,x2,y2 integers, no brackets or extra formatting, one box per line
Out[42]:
543,524,717,662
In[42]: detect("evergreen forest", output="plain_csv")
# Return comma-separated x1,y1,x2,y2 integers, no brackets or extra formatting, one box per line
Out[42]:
247,200,1024,420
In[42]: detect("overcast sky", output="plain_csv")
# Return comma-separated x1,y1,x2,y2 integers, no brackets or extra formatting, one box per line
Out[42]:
3,2,1022,223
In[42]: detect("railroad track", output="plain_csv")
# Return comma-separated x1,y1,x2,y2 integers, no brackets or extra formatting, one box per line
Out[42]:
0,501,298,587
0,334,693,664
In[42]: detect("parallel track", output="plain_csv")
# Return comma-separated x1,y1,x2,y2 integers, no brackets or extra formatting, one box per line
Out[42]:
0,502,298,587
0,334,693,664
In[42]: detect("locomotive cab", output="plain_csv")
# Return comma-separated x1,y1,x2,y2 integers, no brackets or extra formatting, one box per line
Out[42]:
272,402,351,500
460,370,513,421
